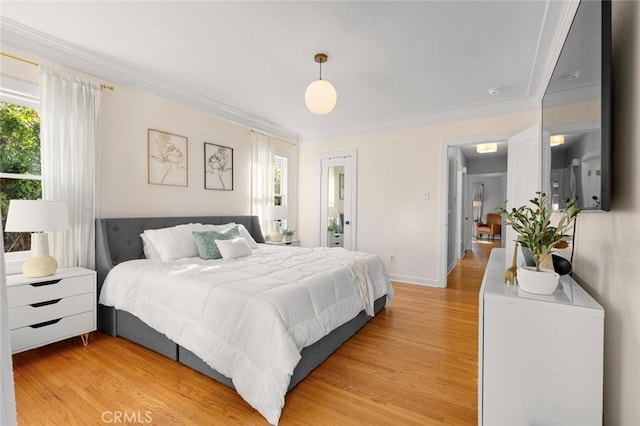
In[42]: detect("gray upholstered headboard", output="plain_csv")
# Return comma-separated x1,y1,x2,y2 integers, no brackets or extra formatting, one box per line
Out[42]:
95,215,265,294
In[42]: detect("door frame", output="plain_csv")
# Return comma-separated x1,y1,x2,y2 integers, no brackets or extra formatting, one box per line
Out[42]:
319,150,358,249
438,132,513,288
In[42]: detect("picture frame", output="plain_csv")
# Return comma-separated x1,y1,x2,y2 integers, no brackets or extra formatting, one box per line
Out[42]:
339,173,344,200
148,129,188,187
204,142,234,191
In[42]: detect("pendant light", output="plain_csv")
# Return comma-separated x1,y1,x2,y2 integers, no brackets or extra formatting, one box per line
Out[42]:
305,53,337,115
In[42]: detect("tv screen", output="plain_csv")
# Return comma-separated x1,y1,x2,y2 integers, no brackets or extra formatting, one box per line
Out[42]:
541,0,611,211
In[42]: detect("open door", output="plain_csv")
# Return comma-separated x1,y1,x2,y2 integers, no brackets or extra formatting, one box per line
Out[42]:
505,124,542,269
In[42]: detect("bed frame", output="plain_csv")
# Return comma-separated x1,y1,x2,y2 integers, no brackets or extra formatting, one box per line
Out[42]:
95,215,386,391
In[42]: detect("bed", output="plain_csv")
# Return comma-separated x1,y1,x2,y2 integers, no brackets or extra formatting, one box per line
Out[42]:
95,215,393,424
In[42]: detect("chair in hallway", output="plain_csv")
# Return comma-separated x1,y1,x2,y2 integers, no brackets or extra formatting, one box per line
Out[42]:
476,213,502,240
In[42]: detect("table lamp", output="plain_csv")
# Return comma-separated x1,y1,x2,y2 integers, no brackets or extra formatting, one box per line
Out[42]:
4,200,69,278
267,205,288,242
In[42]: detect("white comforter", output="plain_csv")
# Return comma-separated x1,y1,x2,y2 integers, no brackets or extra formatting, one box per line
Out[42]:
99,245,393,424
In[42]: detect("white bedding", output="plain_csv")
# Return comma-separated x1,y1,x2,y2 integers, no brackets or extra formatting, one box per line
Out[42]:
99,245,393,424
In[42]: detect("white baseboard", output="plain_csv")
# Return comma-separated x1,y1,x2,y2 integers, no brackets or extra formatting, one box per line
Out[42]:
388,274,443,288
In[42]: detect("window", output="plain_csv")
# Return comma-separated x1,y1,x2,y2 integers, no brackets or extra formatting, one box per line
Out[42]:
273,155,288,229
274,155,288,206
1,100,42,252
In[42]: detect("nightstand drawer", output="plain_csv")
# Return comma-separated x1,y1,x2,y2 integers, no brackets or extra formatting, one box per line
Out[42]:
7,275,92,308
9,292,94,330
10,311,95,353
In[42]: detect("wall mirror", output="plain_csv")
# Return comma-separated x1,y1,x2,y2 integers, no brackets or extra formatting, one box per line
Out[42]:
541,0,611,211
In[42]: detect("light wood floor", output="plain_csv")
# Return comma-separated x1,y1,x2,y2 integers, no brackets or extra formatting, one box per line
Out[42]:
12,241,499,425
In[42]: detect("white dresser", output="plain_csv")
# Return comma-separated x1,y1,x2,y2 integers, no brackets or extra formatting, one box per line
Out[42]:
478,248,604,425
7,267,96,354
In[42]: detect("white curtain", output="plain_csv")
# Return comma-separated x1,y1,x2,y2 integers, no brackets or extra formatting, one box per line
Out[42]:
251,132,276,238
39,66,102,269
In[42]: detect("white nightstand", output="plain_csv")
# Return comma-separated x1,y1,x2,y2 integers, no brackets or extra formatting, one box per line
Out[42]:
6,267,97,354
265,239,300,247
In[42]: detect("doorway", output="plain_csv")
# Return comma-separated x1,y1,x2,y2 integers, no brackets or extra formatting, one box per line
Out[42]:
320,151,357,250
438,132,512,288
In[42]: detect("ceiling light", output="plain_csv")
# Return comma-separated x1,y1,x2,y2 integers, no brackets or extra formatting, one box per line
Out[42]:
305,53,337,115
477,143,498,153
488,87,501,96
550,134,565,147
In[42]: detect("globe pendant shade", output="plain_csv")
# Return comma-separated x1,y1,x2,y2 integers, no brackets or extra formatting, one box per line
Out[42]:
305,79,337,115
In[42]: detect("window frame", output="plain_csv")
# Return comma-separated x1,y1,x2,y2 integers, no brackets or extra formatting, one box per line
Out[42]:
1,76,41,267
274,155,288,206
273,155,289,229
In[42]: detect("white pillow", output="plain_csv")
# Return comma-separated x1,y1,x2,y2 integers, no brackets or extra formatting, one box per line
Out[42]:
201,222,237,232
215,237,252,260
143,223,203,262
140,233,161,260
236,224,259,249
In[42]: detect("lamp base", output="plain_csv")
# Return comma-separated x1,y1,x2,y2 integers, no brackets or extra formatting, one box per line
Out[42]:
23,232,58,278
23,255,58,278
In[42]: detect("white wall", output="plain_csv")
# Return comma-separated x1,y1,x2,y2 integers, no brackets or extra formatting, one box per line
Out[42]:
467,154,507,174
572,2,640,424
100,86,298,224
298,110,538,285
0,48,298,233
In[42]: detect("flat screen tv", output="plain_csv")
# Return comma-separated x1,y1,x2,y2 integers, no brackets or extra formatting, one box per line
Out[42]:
541,0,611,211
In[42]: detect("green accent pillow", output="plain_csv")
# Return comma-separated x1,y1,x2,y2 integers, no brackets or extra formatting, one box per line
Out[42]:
192,227,240,260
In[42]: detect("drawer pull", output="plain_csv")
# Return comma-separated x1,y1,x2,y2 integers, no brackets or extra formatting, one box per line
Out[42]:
30,318,62,329
30,299,62,308
30,279,62,287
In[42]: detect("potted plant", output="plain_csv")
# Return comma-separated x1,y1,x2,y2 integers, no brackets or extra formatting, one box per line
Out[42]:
282,229,295,242
497,192,580,294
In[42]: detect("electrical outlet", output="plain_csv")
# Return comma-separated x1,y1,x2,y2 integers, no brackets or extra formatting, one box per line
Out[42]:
390,254,396,263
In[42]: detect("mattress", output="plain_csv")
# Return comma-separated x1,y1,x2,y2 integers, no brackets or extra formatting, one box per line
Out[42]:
99,244,393,425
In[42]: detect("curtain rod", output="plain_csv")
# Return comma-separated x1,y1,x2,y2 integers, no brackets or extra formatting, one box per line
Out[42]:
1,51,115,91
249,129,297,146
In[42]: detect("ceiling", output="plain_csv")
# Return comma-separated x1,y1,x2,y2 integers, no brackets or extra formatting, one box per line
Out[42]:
0,1,574,142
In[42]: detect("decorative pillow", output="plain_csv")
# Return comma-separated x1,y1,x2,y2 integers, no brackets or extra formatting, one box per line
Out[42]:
215,237,252,260
192,227,240,260
143,223,203,262
236,224,259,249
140,233,161,260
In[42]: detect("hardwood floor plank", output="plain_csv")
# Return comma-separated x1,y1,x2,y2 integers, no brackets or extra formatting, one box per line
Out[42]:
11,241,498,425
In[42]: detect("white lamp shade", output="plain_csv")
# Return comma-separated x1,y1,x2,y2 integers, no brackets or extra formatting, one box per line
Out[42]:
4,200,70,232
305,79,337,115
270,205,288,221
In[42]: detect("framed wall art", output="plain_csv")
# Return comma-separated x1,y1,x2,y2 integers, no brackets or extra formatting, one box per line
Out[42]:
204,142,233,191
148,129,188,187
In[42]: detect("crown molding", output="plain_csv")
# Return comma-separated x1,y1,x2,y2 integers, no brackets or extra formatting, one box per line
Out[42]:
534,0,580,103
301,95,540,142
1,2,577,146
0,17,300,143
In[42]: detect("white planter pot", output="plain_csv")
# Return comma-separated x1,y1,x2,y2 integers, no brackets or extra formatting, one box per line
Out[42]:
517,266,559,295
